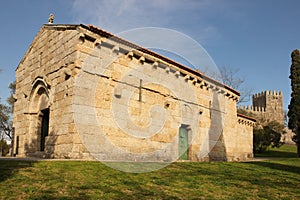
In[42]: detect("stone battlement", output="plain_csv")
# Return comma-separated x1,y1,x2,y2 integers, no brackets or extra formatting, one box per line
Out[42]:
240,90,284,125
252,90,282,99
239,105,266,112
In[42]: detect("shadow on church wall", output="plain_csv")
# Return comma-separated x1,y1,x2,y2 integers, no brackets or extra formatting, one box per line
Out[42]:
208,91,227,161
24,130,58,159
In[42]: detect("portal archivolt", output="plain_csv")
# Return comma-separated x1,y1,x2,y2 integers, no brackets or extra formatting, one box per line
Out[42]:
26,78,51,154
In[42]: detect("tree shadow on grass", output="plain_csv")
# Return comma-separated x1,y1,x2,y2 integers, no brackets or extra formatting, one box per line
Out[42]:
255,150,297,158
0,159,36,182
0,134,57,183
248,161,300,175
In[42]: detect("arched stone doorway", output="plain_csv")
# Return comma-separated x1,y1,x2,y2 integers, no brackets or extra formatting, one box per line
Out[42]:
26,78,51,156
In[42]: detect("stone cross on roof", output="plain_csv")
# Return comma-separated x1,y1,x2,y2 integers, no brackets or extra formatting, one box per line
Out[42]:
48,13,54,24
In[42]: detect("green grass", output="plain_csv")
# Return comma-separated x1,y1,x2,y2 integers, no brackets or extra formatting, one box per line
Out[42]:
255,144,298,158
0,145,299,199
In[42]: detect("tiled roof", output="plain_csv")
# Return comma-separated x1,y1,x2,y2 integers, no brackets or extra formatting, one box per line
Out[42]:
81,24,240,96
237,113,256,122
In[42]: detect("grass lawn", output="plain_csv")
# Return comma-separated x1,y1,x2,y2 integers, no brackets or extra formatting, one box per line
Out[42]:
0,146,299,199
255,144,298,158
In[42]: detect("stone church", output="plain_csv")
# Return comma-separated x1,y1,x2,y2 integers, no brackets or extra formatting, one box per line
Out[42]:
13,23,255,162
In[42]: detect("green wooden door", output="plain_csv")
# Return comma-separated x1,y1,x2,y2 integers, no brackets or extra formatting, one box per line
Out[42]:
179,125,188,160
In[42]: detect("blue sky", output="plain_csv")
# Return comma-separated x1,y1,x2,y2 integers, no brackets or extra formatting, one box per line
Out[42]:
0,0,299,110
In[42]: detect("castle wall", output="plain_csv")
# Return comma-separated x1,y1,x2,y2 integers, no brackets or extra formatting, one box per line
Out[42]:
240,90,296,145
242,91,284,125
13,24,255,161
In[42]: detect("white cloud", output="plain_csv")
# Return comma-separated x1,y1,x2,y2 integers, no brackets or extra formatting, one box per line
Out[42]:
70,0,244,75
70,0,229,75
71,0,218,33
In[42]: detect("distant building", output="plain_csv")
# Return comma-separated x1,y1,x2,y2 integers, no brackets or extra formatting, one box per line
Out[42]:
241,91,284,124
241,90,294,144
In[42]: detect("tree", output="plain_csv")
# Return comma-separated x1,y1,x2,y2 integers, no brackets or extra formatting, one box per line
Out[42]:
0,139,10,156
7,82,16,109
288,49,300,157
253,121,285,153
239,108,286,154
0,81,15,156
0,82,15,140
213,66,253,104
237,108,256,118
0,103,13,140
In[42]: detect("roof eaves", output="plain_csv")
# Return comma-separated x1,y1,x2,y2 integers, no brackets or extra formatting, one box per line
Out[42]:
79,24,240,96
237,113,257,122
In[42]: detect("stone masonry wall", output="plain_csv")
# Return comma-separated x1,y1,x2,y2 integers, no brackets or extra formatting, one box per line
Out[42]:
71,25,253,161
242,91,284,124
14,25,91,158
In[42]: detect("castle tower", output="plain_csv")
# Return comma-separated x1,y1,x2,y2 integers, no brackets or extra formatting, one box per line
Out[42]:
252,90,284,124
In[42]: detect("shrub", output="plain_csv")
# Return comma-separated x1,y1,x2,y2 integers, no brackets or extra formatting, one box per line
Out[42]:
253,121,285,153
